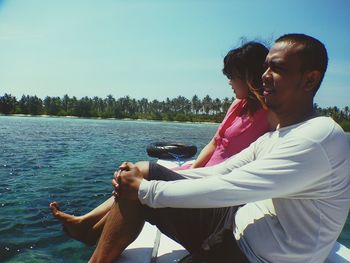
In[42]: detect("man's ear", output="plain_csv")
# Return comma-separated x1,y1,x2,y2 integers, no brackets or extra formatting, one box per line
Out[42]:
304,70,321,92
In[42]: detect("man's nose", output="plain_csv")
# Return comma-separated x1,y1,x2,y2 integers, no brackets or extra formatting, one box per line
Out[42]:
262,68,271,83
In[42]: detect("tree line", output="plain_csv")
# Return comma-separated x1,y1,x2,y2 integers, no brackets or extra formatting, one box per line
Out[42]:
0,93,349,131
0,93,233,123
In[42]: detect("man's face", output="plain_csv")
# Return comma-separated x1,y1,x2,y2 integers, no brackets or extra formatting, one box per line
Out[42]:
262,41,307,113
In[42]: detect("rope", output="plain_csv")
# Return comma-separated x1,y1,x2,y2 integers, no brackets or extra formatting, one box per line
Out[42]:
167,152,186,166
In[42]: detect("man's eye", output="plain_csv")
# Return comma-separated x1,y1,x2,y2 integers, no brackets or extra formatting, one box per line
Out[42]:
272,66,283,73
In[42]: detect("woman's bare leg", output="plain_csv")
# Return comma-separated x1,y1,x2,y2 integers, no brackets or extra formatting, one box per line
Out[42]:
49,196,114,245
50,161,150,245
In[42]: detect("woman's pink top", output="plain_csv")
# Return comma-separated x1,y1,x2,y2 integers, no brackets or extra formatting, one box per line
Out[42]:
174,99,269,170
205,99,269,166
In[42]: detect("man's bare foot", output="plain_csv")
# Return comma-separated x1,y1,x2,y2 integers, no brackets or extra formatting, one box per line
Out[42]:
49,202,97,246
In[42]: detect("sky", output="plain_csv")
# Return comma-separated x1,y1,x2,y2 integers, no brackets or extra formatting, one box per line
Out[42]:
0,0,349,108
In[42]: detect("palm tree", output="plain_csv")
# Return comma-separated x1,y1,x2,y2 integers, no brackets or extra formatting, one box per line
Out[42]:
344,106,349,119
191,95,202,114
105,95,116,117
202,95,213,115
0,93,17,114
61,94,70,113
212,98,222,114
28,96,43,115
222,97,232,113
139,98,149,113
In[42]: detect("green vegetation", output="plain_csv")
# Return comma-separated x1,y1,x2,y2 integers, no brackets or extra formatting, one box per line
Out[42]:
1,93,349,131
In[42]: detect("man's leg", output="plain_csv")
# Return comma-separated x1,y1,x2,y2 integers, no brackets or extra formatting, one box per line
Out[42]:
143,206,249,263
88,161,151,263
89,199,145,263
89,162,248,262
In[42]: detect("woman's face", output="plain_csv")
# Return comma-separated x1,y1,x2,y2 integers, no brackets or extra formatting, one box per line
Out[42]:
228,78,249,99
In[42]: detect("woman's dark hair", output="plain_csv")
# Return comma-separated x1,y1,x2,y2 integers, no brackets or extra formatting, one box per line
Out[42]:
222,41,268,116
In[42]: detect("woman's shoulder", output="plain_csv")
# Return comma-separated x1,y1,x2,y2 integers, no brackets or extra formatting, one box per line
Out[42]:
226,99,245,113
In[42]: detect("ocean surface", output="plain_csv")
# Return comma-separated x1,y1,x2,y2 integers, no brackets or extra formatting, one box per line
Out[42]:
0,116,349,263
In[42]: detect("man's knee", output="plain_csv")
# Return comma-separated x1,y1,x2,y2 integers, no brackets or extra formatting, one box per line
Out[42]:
135,161,150,179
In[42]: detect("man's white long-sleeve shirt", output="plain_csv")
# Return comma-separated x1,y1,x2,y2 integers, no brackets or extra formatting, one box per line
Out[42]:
139,117,350,263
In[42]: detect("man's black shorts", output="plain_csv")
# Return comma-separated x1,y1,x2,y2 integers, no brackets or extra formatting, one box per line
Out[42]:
141,162,249,263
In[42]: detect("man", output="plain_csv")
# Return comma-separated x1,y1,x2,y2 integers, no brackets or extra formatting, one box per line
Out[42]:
89,34,350,263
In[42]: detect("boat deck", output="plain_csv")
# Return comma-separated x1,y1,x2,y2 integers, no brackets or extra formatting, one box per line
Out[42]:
116,222,350,263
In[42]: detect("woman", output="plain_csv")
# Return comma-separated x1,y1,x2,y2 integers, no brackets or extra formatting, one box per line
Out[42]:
49,41,275,245
182,41,274,169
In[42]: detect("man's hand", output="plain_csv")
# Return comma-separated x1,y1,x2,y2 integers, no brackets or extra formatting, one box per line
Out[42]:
112,162,143,202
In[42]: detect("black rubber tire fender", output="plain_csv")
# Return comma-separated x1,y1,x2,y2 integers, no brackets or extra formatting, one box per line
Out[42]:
146,142,197,159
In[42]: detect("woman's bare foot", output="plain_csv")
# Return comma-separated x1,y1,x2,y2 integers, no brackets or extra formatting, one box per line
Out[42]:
49,202,97,246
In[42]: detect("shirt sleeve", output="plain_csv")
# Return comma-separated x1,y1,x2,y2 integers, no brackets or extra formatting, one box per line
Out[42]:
138,136,332,208
174,140,256,179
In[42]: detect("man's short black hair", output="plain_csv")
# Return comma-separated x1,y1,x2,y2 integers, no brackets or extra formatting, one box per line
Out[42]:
276,33,328,94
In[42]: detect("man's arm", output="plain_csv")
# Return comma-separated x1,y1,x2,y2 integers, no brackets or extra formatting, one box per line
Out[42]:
138,137,332,208
175,138,257,179
112,142,257,203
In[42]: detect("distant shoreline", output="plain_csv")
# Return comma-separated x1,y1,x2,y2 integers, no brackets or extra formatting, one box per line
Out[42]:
2,114,349,132
0,113,220,125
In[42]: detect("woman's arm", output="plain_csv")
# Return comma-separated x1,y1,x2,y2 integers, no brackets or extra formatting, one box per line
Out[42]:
190,100,239,169
190,138,217,168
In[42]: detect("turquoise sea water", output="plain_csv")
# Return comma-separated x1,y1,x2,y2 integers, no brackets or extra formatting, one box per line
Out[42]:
0,116,217,262
0,116,349,262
